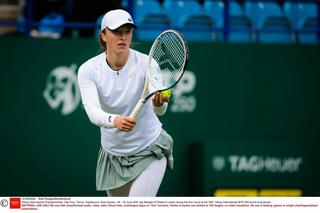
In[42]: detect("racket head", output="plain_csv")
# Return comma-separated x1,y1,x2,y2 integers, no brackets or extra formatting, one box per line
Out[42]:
147,29,189,95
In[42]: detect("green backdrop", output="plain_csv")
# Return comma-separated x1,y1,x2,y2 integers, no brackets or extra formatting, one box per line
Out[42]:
0,36,319,196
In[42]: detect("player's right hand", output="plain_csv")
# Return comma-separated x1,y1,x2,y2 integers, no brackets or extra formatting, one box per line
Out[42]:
114,116,136,132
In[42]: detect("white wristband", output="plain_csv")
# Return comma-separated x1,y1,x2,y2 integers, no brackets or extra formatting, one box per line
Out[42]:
103,114,118,128
153,102,168,116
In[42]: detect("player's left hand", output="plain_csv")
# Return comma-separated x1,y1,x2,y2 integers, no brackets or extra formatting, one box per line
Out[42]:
152,92,169,107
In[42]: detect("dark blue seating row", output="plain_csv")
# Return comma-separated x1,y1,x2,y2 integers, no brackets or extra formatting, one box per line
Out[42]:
127,0,319,43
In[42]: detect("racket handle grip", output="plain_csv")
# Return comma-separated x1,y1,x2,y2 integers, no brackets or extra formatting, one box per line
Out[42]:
130,100,145,119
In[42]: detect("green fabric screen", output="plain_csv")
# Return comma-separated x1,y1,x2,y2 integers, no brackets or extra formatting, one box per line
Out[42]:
0,36,319,196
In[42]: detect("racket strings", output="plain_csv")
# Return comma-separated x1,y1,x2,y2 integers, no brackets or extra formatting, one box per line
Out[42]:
151,32,186,89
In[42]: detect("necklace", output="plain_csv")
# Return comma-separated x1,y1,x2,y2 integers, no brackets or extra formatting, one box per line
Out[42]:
106,58,124,71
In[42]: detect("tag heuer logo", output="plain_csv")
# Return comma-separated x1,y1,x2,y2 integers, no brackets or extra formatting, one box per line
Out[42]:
212,156,226,171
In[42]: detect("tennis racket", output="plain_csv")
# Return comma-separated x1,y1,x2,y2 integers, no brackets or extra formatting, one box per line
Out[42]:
130,29,189,119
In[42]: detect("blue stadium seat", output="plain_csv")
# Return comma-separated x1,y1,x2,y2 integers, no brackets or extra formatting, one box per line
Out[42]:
228,1,253,43
284,2,317,28
230,0,243,16
203,0,224,40
245,1,281,27
298,18,318,44
244,1,294,43
133,0,170,41
204,0,252,42
133,0,168,25
163,0,214,41
38,12,64,35
284,2,318,44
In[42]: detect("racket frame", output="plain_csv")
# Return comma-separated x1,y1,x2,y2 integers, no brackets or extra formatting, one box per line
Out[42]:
130,29,189,119
142,29,189,103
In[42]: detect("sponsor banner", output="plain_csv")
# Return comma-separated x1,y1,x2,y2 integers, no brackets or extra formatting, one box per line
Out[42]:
199,140,316,195
212,155,303,173
0,37,319,197
170,70,197,113
41,66,197,116
43,64,80,115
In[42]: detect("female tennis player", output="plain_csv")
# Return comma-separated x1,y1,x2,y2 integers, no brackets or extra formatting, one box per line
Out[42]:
77,9,173,197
